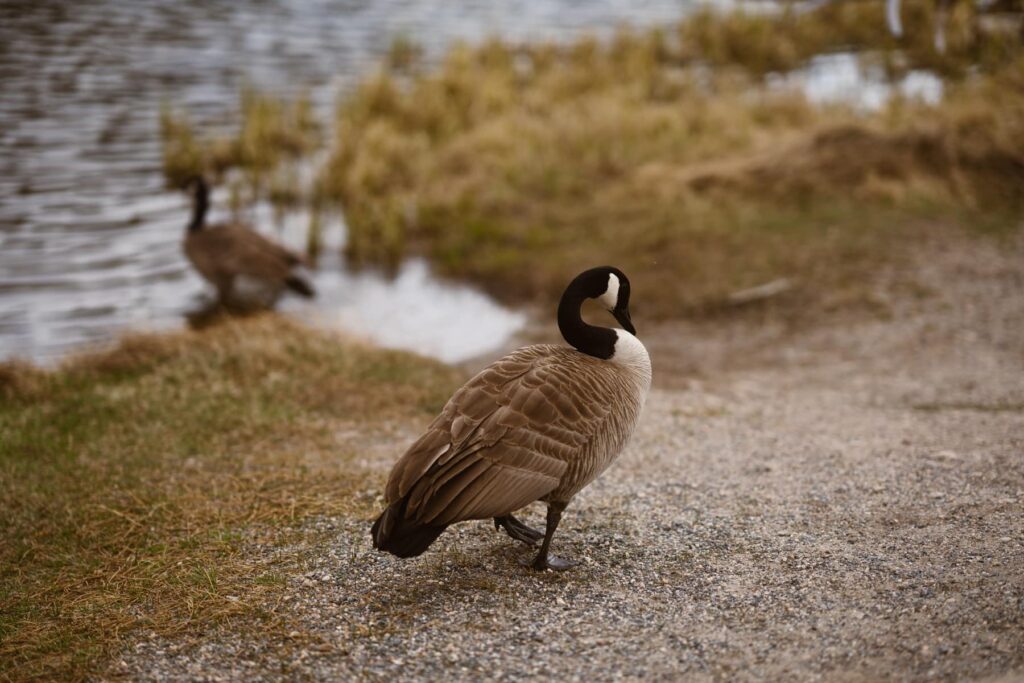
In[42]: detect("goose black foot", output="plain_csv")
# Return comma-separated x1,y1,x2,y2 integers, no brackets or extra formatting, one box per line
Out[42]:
523,501,577,572
520,553,578,571
494,515,544,545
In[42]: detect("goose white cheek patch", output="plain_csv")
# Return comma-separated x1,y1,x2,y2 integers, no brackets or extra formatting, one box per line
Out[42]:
599,273,620,310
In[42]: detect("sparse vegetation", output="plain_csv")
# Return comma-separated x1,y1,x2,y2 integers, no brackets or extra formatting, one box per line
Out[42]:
678,0,1018,77
0,317,462,681
387,34,424,71
160,88,320,206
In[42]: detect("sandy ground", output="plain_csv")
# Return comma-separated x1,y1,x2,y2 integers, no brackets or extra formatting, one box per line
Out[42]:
117,232,1023,681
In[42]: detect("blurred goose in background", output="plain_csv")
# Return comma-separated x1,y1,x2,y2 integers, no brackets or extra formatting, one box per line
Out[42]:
183,177,315,309
371,266,652,570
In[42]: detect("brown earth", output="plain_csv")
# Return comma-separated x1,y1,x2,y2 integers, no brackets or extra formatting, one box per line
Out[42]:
116,228,1023,682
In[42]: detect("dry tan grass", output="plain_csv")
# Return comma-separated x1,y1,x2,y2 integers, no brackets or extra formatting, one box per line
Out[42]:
678,0,1018,77
157,1,1023,317
160,89,320,207
0,316,462,682
313,11,1023,317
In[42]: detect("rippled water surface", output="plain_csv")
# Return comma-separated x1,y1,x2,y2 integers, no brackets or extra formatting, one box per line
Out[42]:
0,0,690,364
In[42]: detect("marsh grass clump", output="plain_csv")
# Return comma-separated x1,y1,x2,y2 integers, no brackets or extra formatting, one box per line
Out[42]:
0,317,462,682
678,0,1019,77
387,33,424,71
317,3,1023,315
160,89,320,206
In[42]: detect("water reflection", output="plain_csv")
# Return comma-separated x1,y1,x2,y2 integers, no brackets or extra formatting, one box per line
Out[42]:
288,258,527,365
238,200,527,365
768,52,943,110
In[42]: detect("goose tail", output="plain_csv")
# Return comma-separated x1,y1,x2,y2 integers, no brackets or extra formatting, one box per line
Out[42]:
371,497,447,558
285,273,316,298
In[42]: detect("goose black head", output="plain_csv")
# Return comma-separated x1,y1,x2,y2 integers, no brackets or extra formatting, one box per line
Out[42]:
595,266,634,335
186,176,209,233
558,266,638,360
573,266,635,335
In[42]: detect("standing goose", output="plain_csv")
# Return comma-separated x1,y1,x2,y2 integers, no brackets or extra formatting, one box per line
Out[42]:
183,177,315,308
372,266,651,570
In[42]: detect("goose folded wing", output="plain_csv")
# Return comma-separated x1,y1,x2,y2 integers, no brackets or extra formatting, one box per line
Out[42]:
385,348,543,502
195,227,300,280
384,346,617,526
241,229,305,267
404,440,567,526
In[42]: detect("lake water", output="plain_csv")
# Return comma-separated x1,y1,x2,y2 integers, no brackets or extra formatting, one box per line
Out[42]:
0,0,690,365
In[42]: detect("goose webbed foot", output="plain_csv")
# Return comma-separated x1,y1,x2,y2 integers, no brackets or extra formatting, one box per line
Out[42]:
494,515,544,545
523,501,578,572
520,553,578,571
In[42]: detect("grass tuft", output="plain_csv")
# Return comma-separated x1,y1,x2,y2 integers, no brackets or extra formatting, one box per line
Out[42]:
0,316,462,682
160,89,320,203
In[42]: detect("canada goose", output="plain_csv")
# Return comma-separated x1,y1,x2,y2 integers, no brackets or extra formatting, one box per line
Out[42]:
183,177,315,308
371,266,652,570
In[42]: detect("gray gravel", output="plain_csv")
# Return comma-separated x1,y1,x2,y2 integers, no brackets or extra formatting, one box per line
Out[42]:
117,233,1024,682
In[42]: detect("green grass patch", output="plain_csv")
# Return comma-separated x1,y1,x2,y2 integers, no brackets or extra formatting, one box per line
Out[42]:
0,316,462,682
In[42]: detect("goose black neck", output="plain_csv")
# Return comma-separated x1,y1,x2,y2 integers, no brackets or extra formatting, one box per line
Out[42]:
188,178,209,233
557,280,616,360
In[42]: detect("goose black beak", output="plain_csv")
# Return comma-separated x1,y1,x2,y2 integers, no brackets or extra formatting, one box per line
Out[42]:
613,306,636,335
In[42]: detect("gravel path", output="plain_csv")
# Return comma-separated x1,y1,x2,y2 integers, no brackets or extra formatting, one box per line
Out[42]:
118,233,1024,681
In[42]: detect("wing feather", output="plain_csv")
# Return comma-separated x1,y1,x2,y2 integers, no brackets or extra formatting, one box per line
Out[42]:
383,345,623,526
185,225,304,284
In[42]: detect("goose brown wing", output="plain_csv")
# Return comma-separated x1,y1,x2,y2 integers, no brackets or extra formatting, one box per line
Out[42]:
236,227,304,266
186,226,301,282
384,345,615,526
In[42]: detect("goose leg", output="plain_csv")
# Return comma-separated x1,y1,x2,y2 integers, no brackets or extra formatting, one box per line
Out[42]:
525,502,576,571
494,515,544,545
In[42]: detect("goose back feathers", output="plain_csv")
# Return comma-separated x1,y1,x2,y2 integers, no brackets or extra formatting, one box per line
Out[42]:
372,266,651,569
